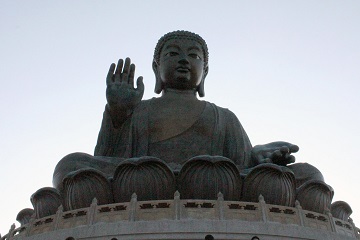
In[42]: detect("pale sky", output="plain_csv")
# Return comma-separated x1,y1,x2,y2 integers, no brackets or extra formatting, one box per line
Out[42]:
1,0,359,235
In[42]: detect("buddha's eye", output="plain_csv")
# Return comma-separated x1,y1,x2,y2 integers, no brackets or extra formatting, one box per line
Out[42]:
189,53,202,60
166,51,179,57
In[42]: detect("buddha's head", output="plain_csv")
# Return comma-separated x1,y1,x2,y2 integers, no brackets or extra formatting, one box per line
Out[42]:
153,31,209,97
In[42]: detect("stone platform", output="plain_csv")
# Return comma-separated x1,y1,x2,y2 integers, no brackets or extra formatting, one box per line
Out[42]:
2,193,359,240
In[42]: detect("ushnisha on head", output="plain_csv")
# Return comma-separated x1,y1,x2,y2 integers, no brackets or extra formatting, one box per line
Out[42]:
153,30,209,97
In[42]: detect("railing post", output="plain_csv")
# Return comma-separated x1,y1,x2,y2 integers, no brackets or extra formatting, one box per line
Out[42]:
174,191,181,220
349,218,359,238
217,192,224,220
87,198,98,225
129,193,137,221
25,215,36,237
259,195,268,222
295,200,305,226
53,205,63,231
7,224,15,240
327,211,337,233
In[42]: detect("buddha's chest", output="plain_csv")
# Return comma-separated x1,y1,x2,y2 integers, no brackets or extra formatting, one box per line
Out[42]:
148,101,208,143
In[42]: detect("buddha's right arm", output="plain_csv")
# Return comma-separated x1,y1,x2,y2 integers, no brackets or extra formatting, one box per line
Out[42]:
107,104,133,128
94,104,131,156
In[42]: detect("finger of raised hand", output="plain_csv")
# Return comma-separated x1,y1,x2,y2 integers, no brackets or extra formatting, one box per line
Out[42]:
120,58,130,83
115,59,124,82
128,64,135,86
123,57,131,73
136,76,145,96
106,63,116,85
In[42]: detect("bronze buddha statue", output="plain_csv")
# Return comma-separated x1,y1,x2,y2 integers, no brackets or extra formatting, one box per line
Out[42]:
50,31,326,212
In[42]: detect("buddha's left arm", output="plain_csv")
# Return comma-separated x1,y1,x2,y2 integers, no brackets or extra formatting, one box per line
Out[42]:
223,110,253,169
251,142,299,166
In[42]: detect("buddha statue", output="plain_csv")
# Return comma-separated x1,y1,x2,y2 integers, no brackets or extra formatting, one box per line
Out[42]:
50,31,327,212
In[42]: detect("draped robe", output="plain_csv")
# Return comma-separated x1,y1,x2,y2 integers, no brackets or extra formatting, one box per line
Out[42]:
54,99,324,193
95,99,253,169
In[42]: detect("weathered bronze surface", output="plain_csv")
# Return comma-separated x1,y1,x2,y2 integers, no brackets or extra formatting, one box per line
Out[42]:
178,156,242,200
93,31,297,168
62,168,113,211
331,201,353,221
30,187,62,219
242,163,296,206
45,30,351,218
112,156,176,202
16,208,34,226
296,180,334,213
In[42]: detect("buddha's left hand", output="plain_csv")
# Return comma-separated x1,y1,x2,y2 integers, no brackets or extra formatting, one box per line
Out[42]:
251,141,299,166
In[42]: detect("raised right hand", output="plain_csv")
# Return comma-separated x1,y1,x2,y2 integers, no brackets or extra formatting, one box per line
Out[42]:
106,58,144,111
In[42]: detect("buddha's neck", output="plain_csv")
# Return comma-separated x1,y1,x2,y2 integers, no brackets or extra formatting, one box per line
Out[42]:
161,88,198,101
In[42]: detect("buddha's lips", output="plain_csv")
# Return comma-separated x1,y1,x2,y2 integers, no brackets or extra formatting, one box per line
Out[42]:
176,67,190,72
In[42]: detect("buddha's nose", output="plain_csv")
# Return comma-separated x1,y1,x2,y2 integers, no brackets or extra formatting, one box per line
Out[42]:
178,54,189,64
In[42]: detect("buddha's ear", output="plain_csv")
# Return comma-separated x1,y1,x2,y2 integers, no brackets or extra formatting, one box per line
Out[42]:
153,60,163,94
197,65,208,97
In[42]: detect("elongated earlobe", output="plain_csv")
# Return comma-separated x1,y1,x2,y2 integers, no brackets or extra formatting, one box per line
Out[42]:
197,65,208,97
197,80,205,97
153,61,163,94
154,77,163,94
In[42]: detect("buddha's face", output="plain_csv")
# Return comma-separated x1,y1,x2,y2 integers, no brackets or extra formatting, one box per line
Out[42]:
154,38,208,91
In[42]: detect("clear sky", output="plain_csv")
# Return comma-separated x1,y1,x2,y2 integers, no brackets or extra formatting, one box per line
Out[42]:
1,0,359,235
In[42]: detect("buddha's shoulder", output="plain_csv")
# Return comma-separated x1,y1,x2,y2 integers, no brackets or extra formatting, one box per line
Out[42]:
205,101,238,119
132,98,154,110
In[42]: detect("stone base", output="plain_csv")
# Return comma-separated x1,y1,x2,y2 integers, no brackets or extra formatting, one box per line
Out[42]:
4,196,359,240
10,220,358,240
